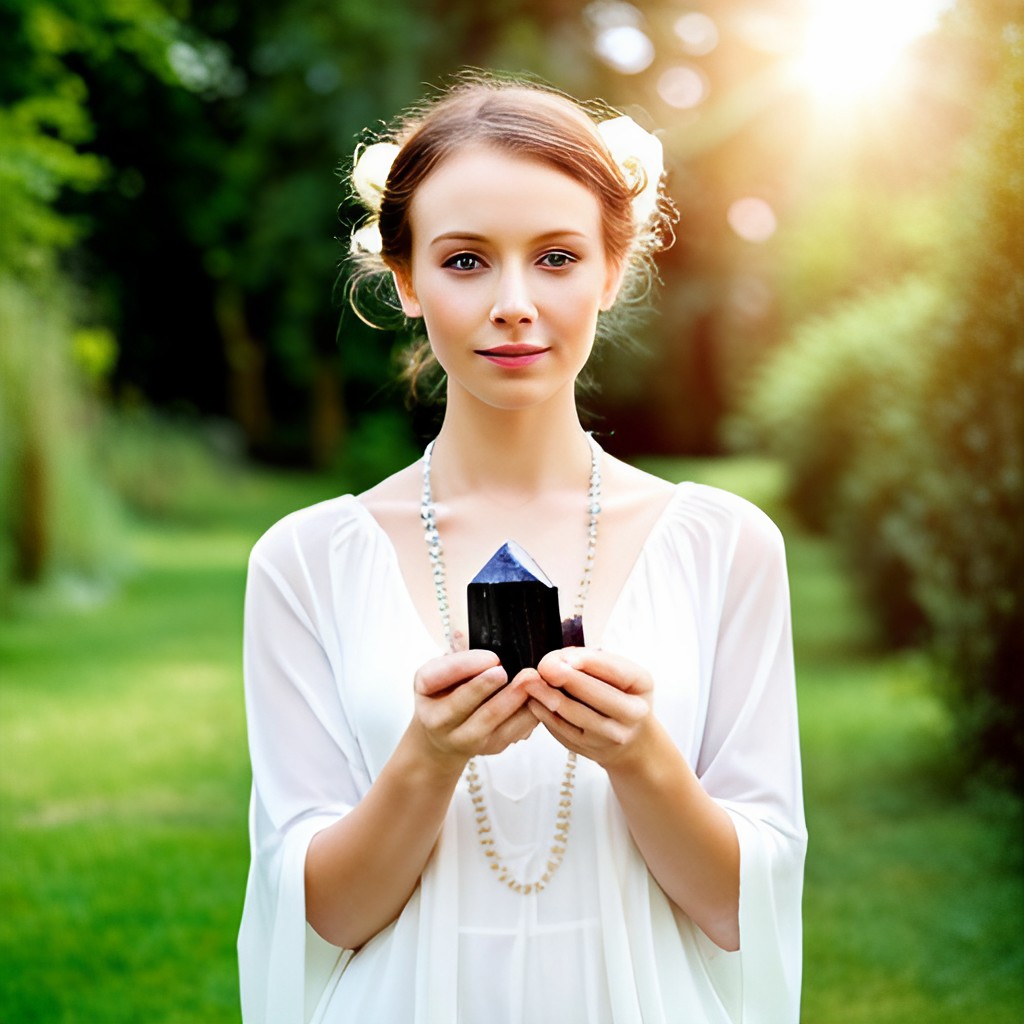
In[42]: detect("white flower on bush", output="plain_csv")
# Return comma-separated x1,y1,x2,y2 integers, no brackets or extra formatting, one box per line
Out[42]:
351,142,400,212
597,116,664,228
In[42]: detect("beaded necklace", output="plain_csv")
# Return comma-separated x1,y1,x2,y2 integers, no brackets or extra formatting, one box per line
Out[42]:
420,435,601,895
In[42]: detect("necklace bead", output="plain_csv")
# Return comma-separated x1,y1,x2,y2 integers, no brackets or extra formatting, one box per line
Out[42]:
421,435,602,895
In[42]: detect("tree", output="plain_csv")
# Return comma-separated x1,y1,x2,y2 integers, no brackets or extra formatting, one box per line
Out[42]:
0,0,193,592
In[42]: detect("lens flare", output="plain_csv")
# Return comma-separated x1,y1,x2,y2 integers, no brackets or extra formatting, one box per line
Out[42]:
791,0,952,102
674,12,719,56
727,197,777,243
657,64,710,109
595,25,656,74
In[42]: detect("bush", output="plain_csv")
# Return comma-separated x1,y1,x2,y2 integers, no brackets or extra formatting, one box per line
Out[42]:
895,44,1024,782
728,278,942,645
731,37,1024,785
97,407,247,522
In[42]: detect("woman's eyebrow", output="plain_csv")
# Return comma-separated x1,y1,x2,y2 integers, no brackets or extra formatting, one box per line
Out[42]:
428,229,591,247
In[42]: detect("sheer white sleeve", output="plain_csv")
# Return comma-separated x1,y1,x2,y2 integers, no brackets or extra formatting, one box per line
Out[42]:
238,510,363,1024
696,492,807,1023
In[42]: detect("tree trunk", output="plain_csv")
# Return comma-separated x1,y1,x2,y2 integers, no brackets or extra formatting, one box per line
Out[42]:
215,283,271,452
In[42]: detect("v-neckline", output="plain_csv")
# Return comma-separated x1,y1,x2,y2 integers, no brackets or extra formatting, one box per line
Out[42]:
348,482,691,654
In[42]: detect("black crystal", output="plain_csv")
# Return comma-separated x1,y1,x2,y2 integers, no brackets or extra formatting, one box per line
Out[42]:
468,541,568,679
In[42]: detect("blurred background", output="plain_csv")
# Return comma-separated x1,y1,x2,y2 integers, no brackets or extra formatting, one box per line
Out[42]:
1,0,1021,1020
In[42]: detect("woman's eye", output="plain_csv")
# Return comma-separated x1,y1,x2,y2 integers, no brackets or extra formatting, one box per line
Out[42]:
539,251,577,269
443,253,482,271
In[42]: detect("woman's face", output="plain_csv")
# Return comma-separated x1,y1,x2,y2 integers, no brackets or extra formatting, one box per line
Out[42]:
391,146,624,412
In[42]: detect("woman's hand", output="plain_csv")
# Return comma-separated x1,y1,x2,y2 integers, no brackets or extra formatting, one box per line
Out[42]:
525,648,740,949
523,648,655,768
412,650,539,770
307,651,535,950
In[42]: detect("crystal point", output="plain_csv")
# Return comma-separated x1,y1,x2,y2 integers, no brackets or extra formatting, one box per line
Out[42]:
470,541,554,587
468,541,564,679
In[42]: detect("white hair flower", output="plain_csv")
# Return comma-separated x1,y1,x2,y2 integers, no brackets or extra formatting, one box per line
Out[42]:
351,142,400,212
350,220,384,256
597,116,664,229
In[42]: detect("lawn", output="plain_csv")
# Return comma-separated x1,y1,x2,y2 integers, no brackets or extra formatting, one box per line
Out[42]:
1,458,1021,1022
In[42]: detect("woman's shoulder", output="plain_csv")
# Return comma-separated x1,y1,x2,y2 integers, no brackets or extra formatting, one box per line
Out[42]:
605,454,778,536
605,455,784,560
249,493,361,566
249,460,423,570
665,480,787,569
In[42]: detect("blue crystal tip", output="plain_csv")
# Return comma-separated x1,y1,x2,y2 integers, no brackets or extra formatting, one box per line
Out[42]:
470,541,555,586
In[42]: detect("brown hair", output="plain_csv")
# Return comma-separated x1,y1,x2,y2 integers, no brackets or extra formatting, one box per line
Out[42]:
347,74,673,399
380,81,638,270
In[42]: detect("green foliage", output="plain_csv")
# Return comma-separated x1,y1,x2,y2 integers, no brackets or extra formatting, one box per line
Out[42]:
97,408,247,522
728,278,943,645
0,67,104,274
729,277,941,530
0,276,125,606
731,35,1024,784
897,42,1024,781
775,187,946,328
0,1,225,603
335,407,421,494
0,0,192,278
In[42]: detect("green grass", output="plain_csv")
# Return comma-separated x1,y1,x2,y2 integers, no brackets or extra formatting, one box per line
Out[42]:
0,468,338,1024
1,458,1021,1022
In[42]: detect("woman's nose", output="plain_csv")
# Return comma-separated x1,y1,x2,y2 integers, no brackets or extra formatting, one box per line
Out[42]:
489,268,537,326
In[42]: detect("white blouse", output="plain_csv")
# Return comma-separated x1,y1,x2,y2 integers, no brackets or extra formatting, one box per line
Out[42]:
238,482,806,1024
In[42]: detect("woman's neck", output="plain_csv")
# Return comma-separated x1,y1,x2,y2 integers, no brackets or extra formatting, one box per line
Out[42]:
430,390,592,502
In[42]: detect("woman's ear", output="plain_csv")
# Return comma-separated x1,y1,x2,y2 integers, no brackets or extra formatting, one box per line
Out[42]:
599,258,628,312
388,262,422,318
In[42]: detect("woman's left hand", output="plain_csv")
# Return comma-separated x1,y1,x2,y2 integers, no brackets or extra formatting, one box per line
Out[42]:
522,648,655,768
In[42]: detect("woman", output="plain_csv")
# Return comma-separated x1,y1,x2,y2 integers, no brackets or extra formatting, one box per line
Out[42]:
239,75,805,1024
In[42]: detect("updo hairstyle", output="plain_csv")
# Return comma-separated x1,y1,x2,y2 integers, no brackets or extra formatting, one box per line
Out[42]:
346,74,675,398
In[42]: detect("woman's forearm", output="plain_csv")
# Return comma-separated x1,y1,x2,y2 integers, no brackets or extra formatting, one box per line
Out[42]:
304,723,465,950
607,720,740,952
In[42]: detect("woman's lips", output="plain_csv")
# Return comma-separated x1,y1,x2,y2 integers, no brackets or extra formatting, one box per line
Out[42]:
476,344,550,368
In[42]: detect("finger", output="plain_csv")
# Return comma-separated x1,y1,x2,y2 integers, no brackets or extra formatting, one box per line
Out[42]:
528,680,637,740
430,665,510,725
416,665,509,741
562,675,648,725
478,705,540,754
534,657,648,725
447,677,534,751
457,671,531,729
539,648,652,696
415,649,500,697
528,698,586,753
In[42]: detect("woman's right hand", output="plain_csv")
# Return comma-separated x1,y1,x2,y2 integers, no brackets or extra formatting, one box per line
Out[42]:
306,651,537,949
411,650,539,768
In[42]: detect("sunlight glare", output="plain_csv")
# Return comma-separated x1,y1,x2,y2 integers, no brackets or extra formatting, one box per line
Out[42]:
792,0,953,102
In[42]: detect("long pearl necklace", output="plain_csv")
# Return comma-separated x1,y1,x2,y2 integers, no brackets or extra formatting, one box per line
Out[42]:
420,435,601,895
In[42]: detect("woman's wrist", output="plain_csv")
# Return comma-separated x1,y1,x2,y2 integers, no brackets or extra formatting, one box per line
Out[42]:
604,714,675,781
398,719,469,787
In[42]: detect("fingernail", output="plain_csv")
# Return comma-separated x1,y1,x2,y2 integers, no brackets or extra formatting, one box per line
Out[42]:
562,650,584,669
